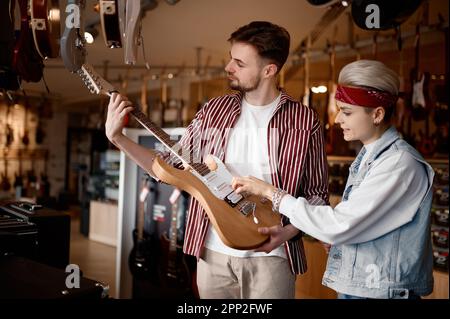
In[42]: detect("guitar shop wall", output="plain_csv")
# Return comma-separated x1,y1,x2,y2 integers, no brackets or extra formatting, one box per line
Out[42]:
0,93,69,206
283,30,448,159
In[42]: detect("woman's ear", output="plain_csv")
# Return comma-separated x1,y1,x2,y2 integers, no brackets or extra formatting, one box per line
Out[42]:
373,107,386,125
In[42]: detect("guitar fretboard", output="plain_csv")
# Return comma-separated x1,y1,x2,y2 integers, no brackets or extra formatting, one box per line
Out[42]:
130,108,211,176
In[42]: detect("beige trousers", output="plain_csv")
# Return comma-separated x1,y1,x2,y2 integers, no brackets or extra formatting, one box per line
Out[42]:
196,248,296,299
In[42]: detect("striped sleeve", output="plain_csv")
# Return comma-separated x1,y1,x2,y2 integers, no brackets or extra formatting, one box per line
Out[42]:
301,112,330,205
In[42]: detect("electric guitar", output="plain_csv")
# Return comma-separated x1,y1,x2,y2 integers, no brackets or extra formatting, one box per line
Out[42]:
60,0,86,72
129,174,154,279
159,188,194,296
301,36,311,107
77,63,281,249
21,93,31,146
13,0,44,82
1,150,11,192
99,0,122,48
30,0,61,59
124,0,141,65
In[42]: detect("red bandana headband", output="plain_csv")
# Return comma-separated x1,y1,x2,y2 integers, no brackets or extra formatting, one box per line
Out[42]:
335,85,398,108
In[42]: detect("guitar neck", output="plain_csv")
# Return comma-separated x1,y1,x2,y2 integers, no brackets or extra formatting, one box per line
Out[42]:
137,200,145,240
128,106,210,177
169,202,179,253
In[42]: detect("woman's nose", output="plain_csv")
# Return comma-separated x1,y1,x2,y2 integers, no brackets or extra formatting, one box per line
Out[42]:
334,111,342,124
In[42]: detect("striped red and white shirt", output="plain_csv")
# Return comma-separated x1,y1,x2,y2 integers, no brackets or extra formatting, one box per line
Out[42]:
176,90,329,274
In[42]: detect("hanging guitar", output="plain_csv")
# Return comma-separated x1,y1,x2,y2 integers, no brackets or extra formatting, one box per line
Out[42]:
13,0,44,82
417,72,434,157
124,0,141,65
1,150,11,192
99,0,122,48
21,92,31,146
325,26,338,155
0,0,20,91
60,0,87,73
158,188,195,297
77,63,281,250
410,2,429,121
301,36,311,107
4,97,15,148
30,0,61,59
14,150,24,197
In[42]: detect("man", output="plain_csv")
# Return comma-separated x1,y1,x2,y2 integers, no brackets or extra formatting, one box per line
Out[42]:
105,21,329,299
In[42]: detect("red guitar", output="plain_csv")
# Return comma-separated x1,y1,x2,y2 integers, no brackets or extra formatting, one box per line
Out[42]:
13,0,44,82
30,0,61,59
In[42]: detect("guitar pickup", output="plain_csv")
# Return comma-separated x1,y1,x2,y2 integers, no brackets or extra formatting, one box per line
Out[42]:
224,192,243,207
237,201,256,217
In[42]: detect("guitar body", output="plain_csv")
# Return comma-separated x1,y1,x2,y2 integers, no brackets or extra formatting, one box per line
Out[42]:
411,73,427,120
60,0,86,72
30,0,60,59
99,0,122,48
13,0,44,82
129,229,155,280
124,0,141,65
151,155,280,250
158,233,192,296
1,174,11,192
0,0,20,91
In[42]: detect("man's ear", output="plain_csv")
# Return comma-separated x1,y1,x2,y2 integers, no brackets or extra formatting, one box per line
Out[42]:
264,64,278,78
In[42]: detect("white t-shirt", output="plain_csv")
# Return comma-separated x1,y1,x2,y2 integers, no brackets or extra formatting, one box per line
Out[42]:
204,93,287,258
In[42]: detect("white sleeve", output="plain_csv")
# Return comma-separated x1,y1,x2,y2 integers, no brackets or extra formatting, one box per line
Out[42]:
279,151,429,245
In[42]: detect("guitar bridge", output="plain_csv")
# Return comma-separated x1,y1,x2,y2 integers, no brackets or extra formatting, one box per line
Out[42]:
237,200,256,217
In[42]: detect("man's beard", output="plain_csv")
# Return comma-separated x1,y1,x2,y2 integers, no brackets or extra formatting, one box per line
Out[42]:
228,75,261,93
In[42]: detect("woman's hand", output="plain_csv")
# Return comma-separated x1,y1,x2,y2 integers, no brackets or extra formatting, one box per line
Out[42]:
231,176,276,200
105,93,133,143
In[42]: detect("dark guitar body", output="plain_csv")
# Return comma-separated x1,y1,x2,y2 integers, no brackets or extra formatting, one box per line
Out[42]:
128,229,156,281
13,0,44,82
158,233,197,298
30,0,60,59
100,0,122,48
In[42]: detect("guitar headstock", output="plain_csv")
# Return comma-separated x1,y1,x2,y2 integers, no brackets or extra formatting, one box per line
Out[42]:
78,64,116,96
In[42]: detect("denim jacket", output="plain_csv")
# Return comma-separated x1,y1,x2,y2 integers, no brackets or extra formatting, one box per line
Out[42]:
322,127,435,299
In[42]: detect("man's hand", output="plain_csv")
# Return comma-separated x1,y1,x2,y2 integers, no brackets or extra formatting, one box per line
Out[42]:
255,224,300,253
105,93,133,143
231,176,276,200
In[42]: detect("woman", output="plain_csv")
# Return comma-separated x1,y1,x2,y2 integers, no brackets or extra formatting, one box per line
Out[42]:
232,60,435,299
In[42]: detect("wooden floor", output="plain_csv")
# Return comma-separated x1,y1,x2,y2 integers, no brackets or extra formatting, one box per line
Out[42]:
69,213,117,298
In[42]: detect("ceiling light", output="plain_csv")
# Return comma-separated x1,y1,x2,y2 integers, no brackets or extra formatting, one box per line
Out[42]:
84,26,98,44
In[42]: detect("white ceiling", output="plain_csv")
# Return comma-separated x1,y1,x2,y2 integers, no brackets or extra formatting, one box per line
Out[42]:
21,0,448,105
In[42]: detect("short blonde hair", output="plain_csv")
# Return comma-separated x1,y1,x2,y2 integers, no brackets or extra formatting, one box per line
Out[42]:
338,60,399,95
